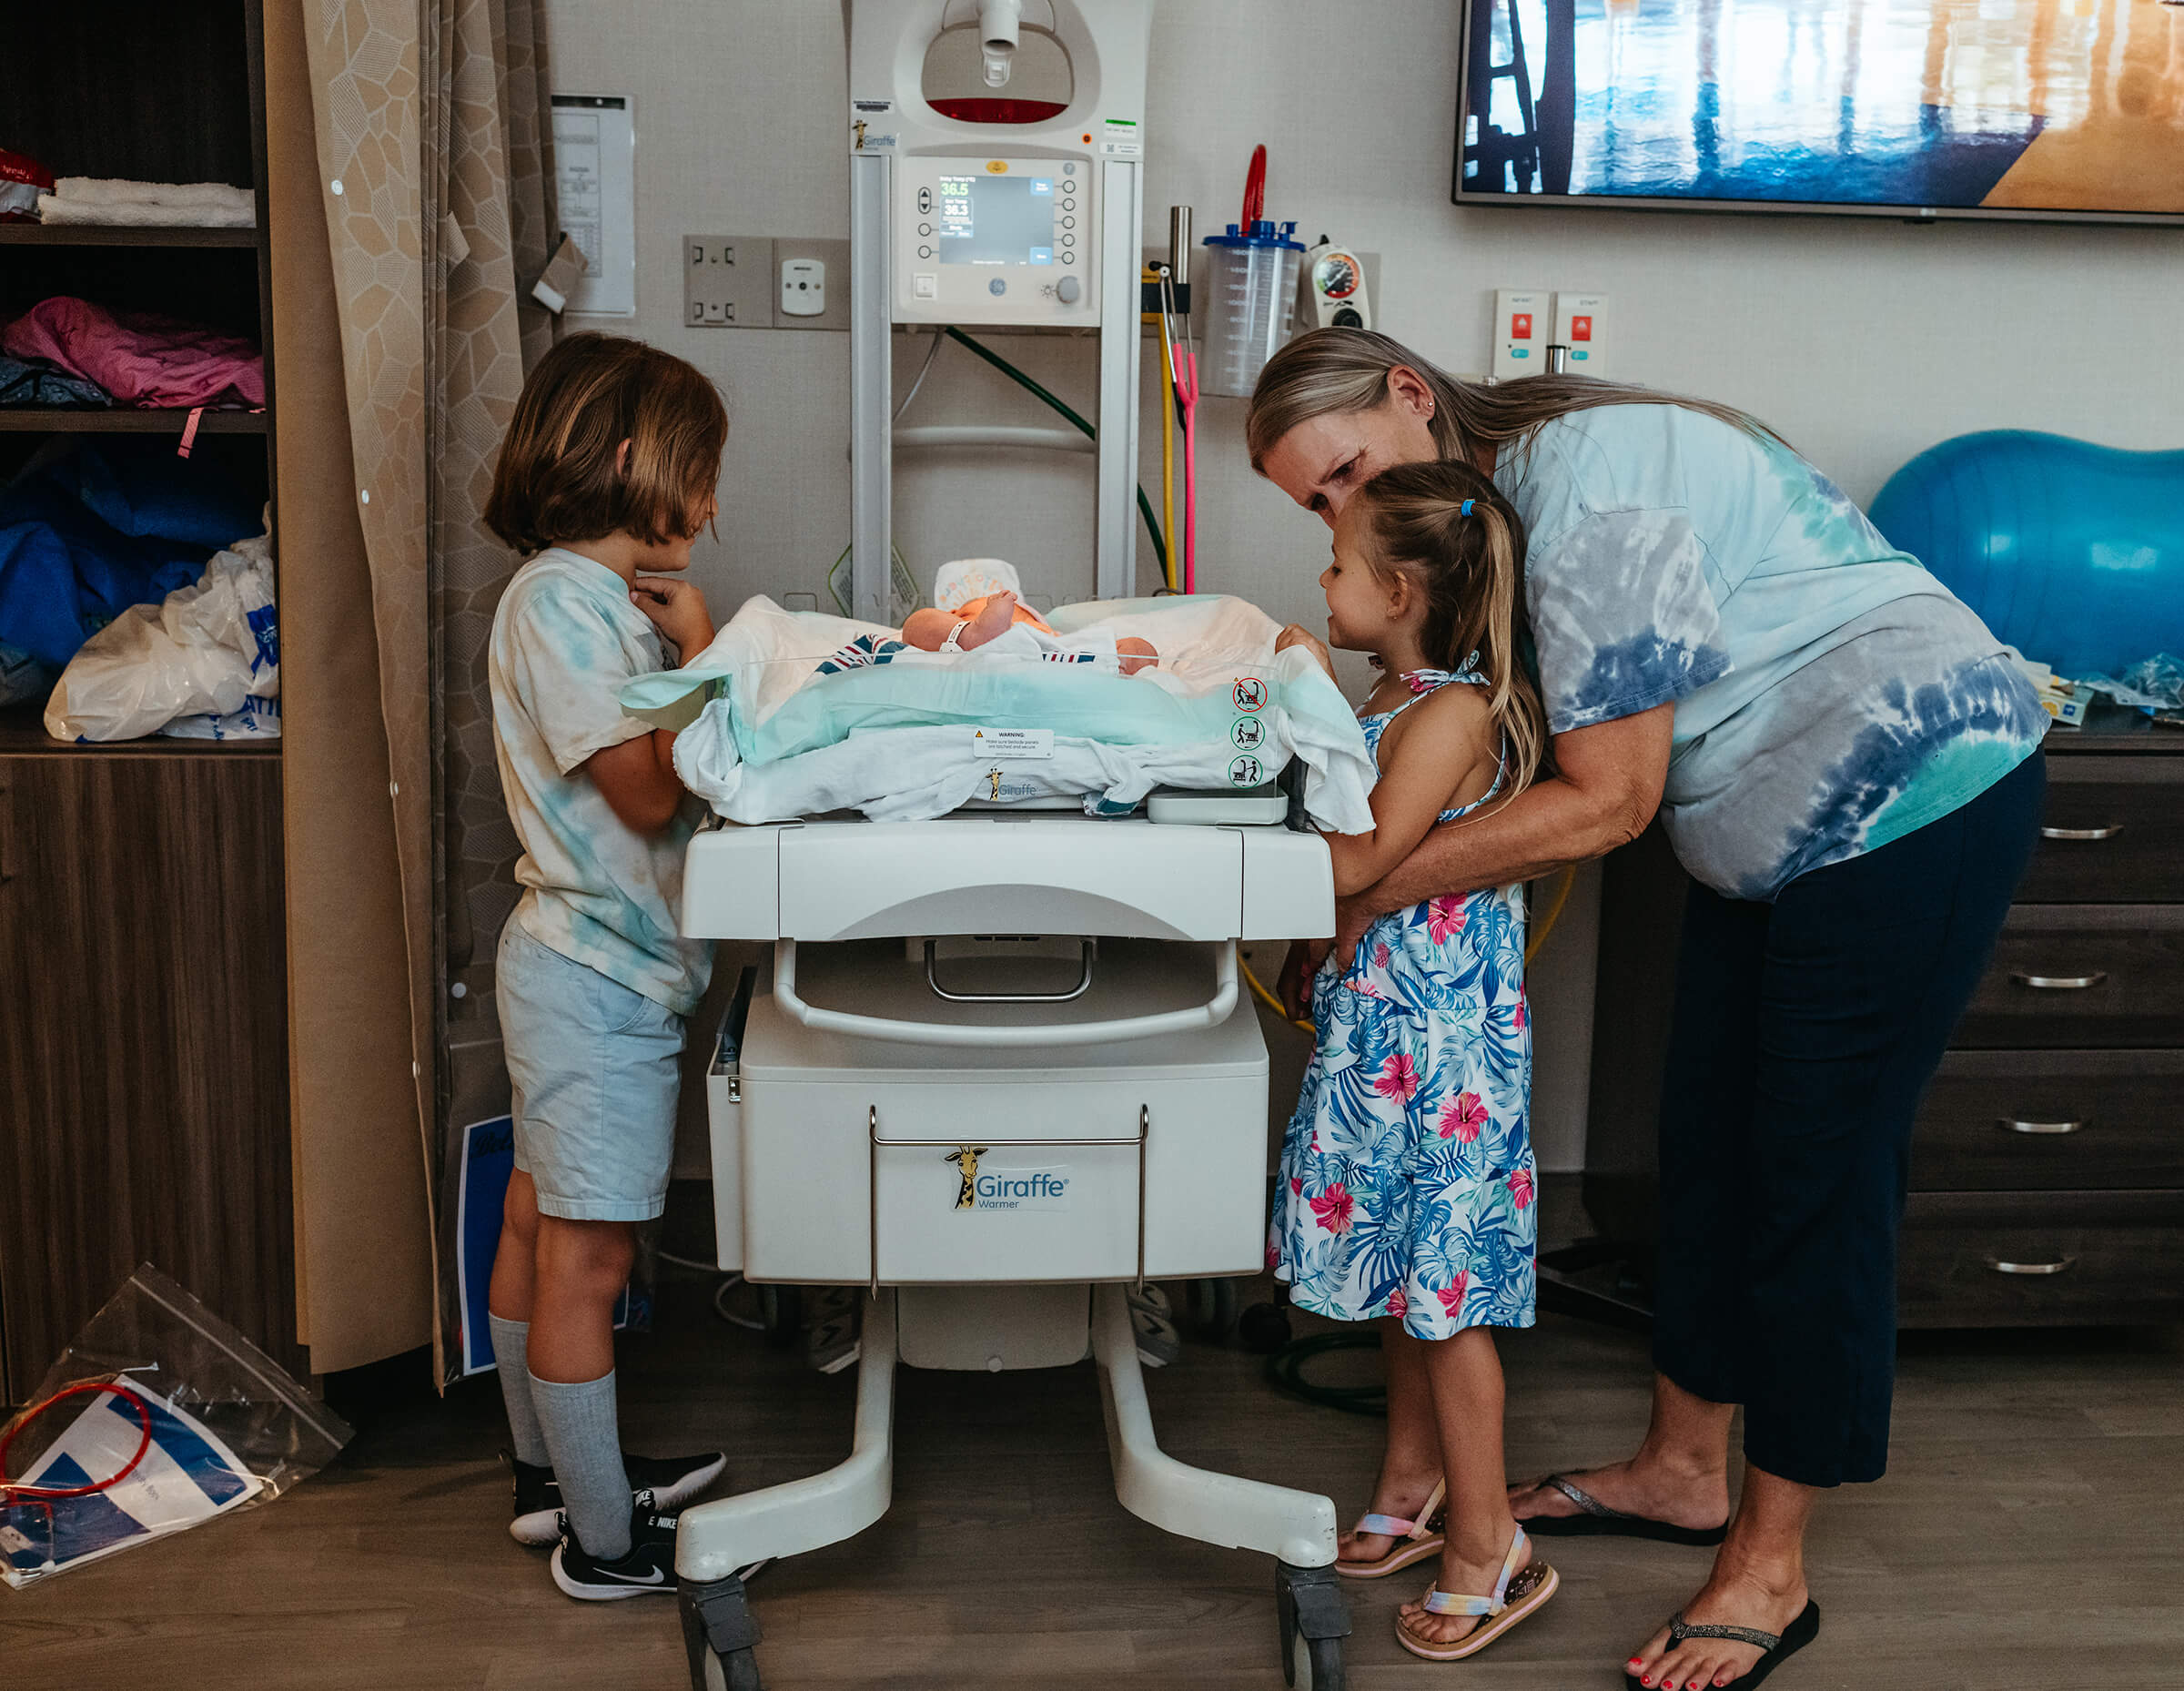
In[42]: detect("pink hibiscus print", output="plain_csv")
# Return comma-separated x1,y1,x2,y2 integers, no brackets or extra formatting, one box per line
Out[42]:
1374,1053,1421,1104
1266,1238,1280,1269
1289,1176,1304,1196
1386,1288,1409,1321
1373,941,1391,969
1426,896,1468,945
1438,1090,1488,1142
1513,987,1529,1032
1309,1184,1356,1235
1434,1272,1471,1318
1509,1167,1535,1210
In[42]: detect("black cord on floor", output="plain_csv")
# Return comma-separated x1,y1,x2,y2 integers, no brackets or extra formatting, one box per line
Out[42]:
1262,1329,1387,1418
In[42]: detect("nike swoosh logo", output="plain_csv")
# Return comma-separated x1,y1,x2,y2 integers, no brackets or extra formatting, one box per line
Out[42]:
594,1564,669,1585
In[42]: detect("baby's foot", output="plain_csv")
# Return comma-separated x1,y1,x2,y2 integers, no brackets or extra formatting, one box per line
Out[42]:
1117,636,1159,675
955,591,1019,651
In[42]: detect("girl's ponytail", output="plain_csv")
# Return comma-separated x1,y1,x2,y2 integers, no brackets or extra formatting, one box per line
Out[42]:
1355,462,1550,795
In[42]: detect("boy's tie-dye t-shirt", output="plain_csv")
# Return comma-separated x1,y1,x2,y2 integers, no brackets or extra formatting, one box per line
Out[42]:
1494,406,2048,902
489,548,711,1014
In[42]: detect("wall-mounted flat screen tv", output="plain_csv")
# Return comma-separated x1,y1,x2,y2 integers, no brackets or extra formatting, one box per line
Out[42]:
1454,0,2184,225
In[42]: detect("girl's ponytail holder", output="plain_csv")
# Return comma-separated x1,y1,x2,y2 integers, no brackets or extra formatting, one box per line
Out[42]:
1459,498,1475,517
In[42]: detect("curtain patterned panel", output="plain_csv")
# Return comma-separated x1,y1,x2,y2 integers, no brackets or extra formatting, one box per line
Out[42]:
299,0,558,1382
296,0,441,1372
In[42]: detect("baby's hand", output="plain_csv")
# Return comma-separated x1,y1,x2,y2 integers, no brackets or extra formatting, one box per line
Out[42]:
1276,623,1335,678
632,576,715,660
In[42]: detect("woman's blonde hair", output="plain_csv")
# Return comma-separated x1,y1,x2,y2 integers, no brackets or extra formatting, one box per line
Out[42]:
1352,460,1550,796
1246,326,1782,475
485,332,729,556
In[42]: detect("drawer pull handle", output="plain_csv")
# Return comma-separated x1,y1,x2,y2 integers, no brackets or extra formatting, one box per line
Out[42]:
1985,1255,2077,1277
2039,824,2123,842
1998,1118,2084,1136
2011,971,2107,991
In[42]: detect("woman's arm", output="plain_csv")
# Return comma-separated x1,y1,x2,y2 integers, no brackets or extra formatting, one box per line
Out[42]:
1324,703,1674,964
1321,688,1499,897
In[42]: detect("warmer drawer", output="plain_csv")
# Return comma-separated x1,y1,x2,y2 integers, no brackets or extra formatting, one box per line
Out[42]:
1911,1050,2184,1190
2016,758,2184,905
1951,906,2184,1048
1896,1190,2184,1327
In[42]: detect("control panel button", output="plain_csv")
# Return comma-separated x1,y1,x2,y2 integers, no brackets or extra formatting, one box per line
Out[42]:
917,244,933,258
1057,276,1081,304
914,273,937,299
1059,233,1074,248
1059,216,1074,229
917,187,933,213
1062,252,1074,265
917,222,932,237
1062,162,1076,175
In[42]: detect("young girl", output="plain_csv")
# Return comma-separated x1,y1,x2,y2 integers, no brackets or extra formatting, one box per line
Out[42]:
480,332,731,1600
1270,459,1554,1662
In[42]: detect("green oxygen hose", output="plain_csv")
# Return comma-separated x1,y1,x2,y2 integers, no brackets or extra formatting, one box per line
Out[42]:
1264,1329,1388,1417
941,327,1168,577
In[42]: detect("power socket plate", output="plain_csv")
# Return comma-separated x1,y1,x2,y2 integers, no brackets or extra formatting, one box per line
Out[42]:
684,236,774,328
683,235,852,330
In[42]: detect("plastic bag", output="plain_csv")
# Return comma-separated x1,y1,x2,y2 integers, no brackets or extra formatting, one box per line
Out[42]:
2077,653,2184,712
42,523,278,742
0,1264,349,1588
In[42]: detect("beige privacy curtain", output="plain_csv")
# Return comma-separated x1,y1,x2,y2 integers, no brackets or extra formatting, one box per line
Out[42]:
289,0,558,1380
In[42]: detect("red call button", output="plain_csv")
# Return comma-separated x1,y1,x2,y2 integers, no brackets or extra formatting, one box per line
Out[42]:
1511,312,1532,339
1572,315,1593,341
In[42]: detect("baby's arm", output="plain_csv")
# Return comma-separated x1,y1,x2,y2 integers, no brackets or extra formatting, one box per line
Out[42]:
902,607,957,650
1320,685,1501,897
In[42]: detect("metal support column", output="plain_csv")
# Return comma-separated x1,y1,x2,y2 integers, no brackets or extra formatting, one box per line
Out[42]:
849,145,894,623
1095,157,1142,601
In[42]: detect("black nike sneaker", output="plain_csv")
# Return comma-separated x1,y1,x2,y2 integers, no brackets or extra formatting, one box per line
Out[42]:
510,1449,726,1545
551,1492,681,1600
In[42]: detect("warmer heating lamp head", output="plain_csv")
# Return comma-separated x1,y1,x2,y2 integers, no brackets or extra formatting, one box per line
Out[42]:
980,0,1022,85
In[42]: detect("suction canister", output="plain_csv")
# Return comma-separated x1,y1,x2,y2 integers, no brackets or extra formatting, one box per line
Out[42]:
1199,219,1302,397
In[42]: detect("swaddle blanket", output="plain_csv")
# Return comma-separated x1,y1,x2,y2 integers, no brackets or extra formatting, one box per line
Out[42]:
620,592,1376,831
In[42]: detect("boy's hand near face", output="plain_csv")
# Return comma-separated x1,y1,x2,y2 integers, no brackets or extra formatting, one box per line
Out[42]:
632,576,714,660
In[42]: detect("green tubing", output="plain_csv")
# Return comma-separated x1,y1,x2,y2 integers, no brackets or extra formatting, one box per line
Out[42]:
941,327,1168,577
1263,1329,1387,1418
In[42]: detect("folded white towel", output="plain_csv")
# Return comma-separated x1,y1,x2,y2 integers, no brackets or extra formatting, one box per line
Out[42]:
40,178,255,228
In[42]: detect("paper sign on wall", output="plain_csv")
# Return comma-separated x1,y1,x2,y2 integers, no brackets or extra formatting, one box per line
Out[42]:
552,94,636,317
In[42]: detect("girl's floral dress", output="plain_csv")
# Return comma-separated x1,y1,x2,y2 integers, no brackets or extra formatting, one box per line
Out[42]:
1270,665,1537,1339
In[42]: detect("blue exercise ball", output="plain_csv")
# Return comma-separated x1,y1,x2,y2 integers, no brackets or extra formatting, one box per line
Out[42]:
1868,430,2184,679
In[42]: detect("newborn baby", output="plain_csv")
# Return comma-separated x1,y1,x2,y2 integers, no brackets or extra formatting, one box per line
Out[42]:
904,590,1159,673
900,559,1159,673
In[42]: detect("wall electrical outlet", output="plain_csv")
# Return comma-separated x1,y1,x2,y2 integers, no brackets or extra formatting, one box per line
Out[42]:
684,235,774,328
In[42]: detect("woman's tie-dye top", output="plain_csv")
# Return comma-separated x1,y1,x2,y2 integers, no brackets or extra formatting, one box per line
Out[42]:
1493,405,2048,902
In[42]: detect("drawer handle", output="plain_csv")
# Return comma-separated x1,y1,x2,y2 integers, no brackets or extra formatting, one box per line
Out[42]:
2038,824,2123,842
1998,1118,2084,1136
2011,971,2108,990
1985,1255,2077,1277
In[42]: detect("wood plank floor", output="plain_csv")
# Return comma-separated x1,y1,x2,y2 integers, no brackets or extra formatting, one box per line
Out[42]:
5,1249,2179,1689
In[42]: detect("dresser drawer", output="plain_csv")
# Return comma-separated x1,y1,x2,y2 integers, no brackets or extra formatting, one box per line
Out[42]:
1951,906,2184,1048
2017,758,2184,905
1912,1050,2184,1190
1897,1190,2184,1327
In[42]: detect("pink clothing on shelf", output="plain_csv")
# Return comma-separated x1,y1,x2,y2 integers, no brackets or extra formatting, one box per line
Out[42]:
2,297,264,410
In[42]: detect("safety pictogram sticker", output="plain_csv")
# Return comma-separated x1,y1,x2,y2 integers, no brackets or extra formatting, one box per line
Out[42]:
1231,676,1268,713
1230,715,1267,751
1228,754,1265,787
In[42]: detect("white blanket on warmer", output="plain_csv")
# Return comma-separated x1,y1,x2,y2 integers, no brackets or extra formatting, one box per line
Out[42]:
619,592,1377,831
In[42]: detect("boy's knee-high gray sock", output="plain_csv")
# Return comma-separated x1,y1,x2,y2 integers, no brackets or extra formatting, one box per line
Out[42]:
529,1370,635,1560
490,1315,550,1467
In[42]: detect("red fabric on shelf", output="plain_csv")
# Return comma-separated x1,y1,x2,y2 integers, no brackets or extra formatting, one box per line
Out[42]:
2,296,265,409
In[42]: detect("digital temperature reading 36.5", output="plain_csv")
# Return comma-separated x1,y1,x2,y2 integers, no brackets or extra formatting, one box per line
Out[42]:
936,174,1057,267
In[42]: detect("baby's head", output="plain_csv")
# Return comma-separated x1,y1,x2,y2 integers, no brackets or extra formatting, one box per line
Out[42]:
485,332,729,567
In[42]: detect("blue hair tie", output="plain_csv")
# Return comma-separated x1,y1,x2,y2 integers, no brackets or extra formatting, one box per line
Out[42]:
1460,498,1475,517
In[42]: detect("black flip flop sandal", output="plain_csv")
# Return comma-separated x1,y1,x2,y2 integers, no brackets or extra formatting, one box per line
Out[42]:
1623,1599,1821,1691
1519,1473,1729,1546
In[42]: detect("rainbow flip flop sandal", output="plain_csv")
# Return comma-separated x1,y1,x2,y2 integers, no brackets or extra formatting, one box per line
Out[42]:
1335,1477,1446,1579
1394,1524,1559,1663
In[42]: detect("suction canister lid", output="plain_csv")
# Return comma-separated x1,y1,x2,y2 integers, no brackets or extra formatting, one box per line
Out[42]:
1203,218,1303,251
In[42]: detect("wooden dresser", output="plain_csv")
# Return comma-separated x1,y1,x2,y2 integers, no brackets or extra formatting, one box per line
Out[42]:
1583,705,2184,1327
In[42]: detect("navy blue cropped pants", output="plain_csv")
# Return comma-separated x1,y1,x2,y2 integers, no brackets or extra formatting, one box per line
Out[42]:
1652,753,2045,1487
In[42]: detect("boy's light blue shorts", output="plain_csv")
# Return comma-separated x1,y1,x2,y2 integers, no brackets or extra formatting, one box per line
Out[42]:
498,922,685,1223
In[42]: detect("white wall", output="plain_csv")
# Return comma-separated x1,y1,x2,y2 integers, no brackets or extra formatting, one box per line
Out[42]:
548,0,2181,1169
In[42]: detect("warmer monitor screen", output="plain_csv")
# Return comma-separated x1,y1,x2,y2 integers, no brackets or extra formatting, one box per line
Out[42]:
937,174,1056,266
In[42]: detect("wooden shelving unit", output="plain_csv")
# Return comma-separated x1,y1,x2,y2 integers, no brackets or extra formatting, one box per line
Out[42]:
0,0,301,1402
